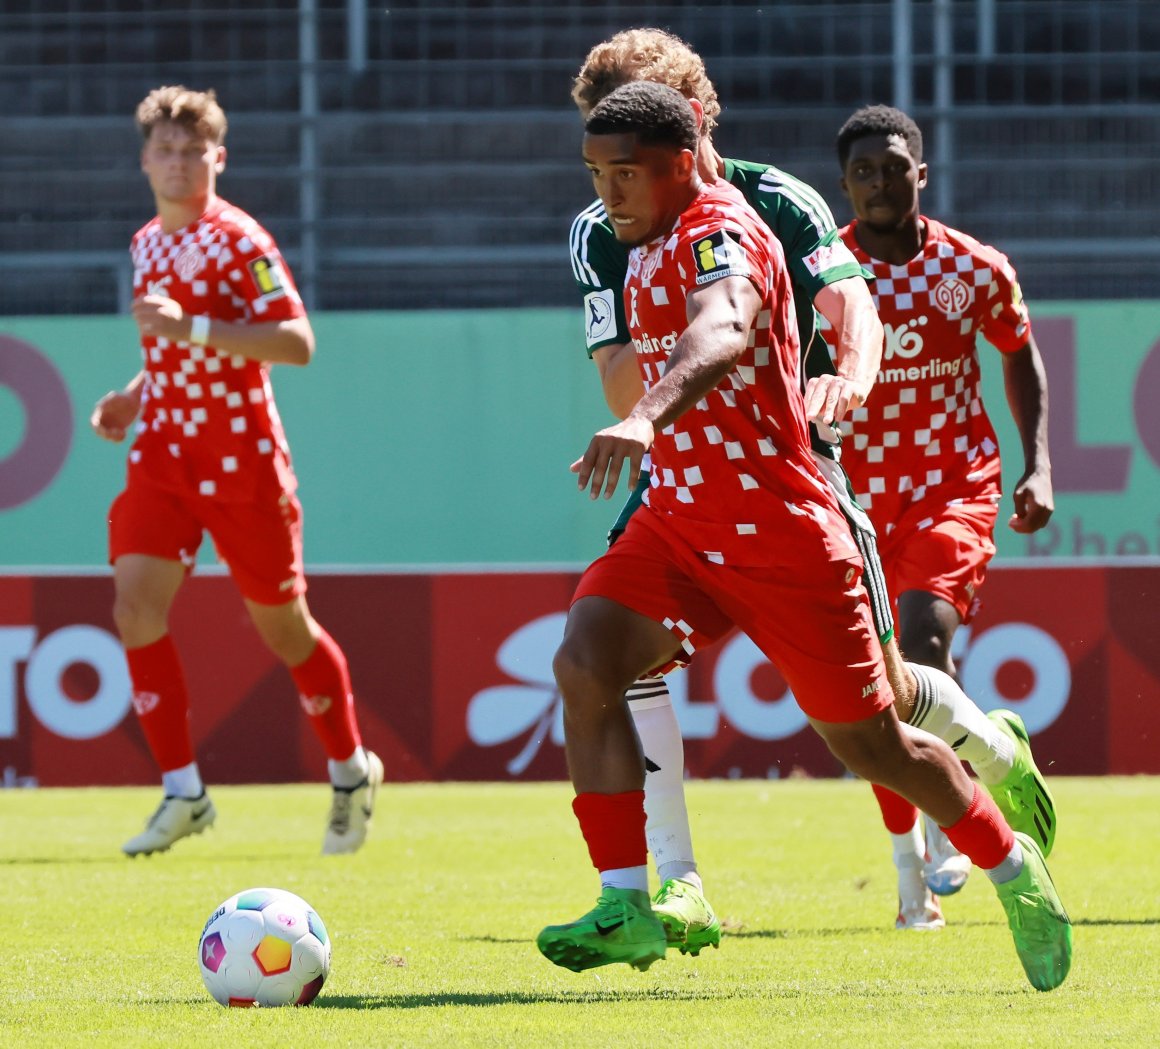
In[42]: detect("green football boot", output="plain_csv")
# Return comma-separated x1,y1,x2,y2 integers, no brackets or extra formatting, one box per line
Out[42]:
651,878,722,955
537,887,666,973
986,709,1057,856
995,832,1073,992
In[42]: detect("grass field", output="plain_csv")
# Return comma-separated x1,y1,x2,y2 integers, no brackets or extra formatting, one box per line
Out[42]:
3,777,1157,1047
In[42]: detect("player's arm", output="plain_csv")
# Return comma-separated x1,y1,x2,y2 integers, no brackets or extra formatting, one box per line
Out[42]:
91,369,147,442
592,342,645,420
573,275,758,499
130,296,315,366
1002,333,1053,534
806,276,883,425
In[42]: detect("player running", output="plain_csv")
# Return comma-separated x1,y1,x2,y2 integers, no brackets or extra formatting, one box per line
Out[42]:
92,85,383,857
568,29,1056,938
831,103,1057,879
539,82,1071,992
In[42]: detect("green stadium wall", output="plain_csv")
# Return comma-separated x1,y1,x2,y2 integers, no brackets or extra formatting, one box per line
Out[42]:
2,303,1159,568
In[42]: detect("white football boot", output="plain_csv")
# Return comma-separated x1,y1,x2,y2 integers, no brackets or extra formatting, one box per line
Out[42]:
123,792,217,857
322,750,384,855
922,814,972,896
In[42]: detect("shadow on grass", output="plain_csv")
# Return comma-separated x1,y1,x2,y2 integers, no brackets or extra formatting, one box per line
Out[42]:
314,988,762,1009
0,852,302,865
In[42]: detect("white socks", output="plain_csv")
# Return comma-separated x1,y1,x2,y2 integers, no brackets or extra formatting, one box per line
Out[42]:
888,819,926,871
627,678,700,884
906,663,1015,784
162,761,203,799
601,865,650,892
328,746,370,789
983,839,1025,885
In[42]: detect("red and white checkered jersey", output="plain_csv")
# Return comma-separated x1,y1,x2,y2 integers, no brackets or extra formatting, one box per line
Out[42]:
626,181,858,568
127,197,305,502
834,217,1031,531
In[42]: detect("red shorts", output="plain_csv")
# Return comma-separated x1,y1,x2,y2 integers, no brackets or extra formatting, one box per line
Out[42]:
573,511,893,724
108,481,306,605
877,498,997,623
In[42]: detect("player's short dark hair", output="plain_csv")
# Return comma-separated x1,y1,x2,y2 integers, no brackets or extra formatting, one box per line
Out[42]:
836,105,923,168
585,81,699,153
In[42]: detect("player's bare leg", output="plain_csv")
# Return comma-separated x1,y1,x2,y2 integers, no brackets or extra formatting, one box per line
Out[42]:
115,554,217,856
537,597,672,973
246,595,382,854
812,707,1071,990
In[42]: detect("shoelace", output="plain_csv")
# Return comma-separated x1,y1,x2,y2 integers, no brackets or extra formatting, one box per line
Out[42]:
327,791,352,833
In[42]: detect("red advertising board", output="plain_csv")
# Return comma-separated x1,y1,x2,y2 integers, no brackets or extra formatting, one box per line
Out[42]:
1,567,1157,786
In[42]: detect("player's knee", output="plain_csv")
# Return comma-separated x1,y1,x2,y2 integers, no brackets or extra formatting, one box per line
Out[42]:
552,640,623,711
899,629,954,675
112,592,167,646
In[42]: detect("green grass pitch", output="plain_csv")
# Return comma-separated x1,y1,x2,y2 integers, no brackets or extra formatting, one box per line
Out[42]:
2,777,1157,1047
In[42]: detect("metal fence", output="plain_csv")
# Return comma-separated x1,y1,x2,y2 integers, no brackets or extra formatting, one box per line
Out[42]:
1,0,1157,314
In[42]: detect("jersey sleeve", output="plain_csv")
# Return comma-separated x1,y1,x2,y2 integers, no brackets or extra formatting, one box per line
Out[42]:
223,227,305,323
743,165,865,302
569,203,631,357
675,219,764,298
979,252,1032,353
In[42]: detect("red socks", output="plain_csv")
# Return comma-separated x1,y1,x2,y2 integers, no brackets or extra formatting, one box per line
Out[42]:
573,791,648,871
125,634,194,771
941,782,1016,869
872,784,919,834
290,628,362,760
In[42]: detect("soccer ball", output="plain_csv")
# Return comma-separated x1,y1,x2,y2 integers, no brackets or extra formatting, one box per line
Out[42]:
198,887,331,1007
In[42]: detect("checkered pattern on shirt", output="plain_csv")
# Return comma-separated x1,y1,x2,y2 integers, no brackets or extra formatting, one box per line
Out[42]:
624,182,858,568
833,218,1030,536
128,197,305,502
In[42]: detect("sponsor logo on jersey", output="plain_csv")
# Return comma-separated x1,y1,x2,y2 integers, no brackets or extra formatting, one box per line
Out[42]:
174,244,206,281
583,289,617,347
631,330,679,355
693,230,749,285
931,276,973,318
883,318,927,359
146,276,172,297
248,255,288,300
802,241,855,277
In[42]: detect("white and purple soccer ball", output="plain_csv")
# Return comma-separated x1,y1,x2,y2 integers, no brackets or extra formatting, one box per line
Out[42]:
198,887,331,1007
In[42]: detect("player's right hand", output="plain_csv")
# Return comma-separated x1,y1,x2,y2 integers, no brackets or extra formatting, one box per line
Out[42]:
571,416,654,500
90,389,141,442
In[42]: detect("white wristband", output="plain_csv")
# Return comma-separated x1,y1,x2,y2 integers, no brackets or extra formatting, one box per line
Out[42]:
189,314,211,347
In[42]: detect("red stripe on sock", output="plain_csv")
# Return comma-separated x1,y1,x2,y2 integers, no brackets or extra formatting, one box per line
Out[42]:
572,790,647,872
125,634,194,772
941,782,1015,870
871,784,919,834
290,628,362,760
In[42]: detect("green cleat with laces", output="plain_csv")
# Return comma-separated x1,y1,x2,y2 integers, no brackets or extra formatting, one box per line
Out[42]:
986,710,1057,856
537,887,667,973
651,878,722,955
996,833,1073,991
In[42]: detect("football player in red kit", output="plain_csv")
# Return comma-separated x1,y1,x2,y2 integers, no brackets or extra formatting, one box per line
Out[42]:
92,86,382,857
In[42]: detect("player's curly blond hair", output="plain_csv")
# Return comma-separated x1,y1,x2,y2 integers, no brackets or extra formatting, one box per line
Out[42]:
136,85,228,144
572,27,721,136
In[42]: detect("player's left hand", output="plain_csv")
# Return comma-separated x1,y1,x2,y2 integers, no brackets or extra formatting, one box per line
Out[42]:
572,416,654,500
804,373,869,427
132,295,187,342
1008,468,1054,533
